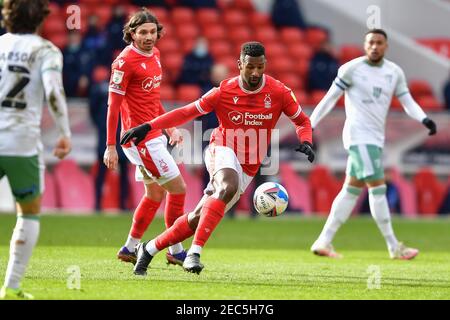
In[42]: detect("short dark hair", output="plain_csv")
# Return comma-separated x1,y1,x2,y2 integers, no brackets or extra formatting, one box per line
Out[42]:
365,28,388,40
123,8,163,44
1,0,50,33
240,41,265,58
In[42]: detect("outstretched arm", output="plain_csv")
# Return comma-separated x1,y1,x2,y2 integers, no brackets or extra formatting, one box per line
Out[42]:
310,83,343,128
120,101,206,145
398,92,436,135
150,101,204,129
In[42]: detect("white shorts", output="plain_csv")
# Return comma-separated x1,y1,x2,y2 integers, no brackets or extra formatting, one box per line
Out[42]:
204,145,253,212
122,135,180,185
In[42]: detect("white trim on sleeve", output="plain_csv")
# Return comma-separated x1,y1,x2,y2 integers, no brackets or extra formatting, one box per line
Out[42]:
288,105,302,119
195,100,207,114
109,88,125,95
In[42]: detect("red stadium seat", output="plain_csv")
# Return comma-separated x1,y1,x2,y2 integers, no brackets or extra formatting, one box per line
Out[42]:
413,167,446,216
216,56,238,76
309,90,328,105
124,5,140,18
160,85,176,101
161,53,183,82
90,161,121,211
305,27,329,51
308,165,341,215
248,11,271,28
174,24,199,42
280,27,305,44
148,7,169,23
42,171,57,211
42,16,67,38
270,57,293,74
48,33,68,49
202,24,227,42
287,43,313,60
157,37,179,54
209,41,233,60
279,163,313,214
92,66,110,83
171,7,195,25
254,26,277,44
388,167,418,217
265,42,286,60
53,159,95,213
223,9,247,27
277,72,304,91
180,39,196,55
291,59,310,78
197,8,221,27
336,95,345,108
228,26,253,45
176,84,202,103
408,79,433,99
390,96,402,110
90,6,113,29
339,45,364,64
293,90,309,106
416,95,443,111
231,0,254,11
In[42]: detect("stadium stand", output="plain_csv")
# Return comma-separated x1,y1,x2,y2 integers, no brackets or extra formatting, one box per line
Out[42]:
53,159,95,212
1,0,445,216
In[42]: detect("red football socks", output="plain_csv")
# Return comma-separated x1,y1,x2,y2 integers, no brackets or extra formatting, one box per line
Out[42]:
193,197,226,247
130,197,161,239
155,213,195,250
164,193,185,228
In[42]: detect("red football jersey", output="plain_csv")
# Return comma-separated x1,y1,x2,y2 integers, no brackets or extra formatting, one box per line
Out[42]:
196,75,304,176
108,44,164,145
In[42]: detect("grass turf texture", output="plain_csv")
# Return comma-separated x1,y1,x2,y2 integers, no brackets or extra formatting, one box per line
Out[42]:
0,214,449,299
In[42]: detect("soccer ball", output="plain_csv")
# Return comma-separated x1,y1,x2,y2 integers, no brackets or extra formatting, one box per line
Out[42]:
253,182,289,217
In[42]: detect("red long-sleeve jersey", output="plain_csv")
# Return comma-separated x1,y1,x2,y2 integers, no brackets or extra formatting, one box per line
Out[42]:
107,44,165,147
148,75,312,176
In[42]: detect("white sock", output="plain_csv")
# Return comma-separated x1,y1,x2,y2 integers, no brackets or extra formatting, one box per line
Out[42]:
125,236,140,252
369,185,399,252
316,185,362,245
168,243,184,255
145,239,160,256
3,216,40,289
187,244,202,256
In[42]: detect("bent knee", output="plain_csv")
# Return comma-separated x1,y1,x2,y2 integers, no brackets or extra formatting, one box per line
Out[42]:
17,196,41,214
215,184,239,203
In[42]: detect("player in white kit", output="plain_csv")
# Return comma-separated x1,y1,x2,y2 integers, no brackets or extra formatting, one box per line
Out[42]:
309,29,437,260
0,0,71,299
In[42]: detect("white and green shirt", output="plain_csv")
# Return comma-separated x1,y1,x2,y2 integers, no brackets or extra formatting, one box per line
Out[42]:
311,56,427,150
0,33,70,156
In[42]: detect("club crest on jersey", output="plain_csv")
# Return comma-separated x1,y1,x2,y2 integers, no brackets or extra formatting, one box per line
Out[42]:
112,70,124,84
228,111,244,125
264,94,271,108
233,96,239,104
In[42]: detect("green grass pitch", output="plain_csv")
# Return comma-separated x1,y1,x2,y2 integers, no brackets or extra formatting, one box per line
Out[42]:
0,213,449,300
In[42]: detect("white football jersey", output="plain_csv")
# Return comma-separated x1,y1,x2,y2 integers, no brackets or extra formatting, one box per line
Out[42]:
335,57,410,149
0,33,68,156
